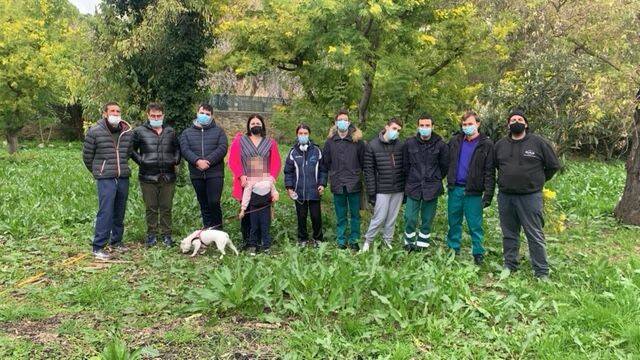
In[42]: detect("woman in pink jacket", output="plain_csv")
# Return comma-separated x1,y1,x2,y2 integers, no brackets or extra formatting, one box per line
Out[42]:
228,114,281,253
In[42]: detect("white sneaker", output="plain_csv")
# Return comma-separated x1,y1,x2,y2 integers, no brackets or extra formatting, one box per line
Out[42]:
384,240,392,249
92,250,110,261
361,241,370,253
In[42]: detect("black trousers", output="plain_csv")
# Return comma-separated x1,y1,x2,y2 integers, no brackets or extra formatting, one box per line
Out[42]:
295,200,323,242
191,177,224,229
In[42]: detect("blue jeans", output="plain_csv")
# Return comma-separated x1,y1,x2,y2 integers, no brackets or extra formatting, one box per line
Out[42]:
93,178,129,251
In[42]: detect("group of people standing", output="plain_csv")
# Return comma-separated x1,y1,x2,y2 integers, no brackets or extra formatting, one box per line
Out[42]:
82,102,561,279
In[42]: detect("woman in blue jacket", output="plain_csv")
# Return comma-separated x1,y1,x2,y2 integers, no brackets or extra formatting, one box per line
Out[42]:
284,124,328,247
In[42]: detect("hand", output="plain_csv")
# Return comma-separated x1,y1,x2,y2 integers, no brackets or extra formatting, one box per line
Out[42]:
287,189,295,197
272,192,279,202
318,185,324,195
196,159,210,171
239,209,245,219
240,175,248,187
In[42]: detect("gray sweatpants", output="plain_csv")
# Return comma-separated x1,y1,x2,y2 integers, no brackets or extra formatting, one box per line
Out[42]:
498,191,549,277
364,192,404,245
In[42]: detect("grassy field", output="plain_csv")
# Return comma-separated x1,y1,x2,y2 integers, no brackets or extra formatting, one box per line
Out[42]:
1,142,639,359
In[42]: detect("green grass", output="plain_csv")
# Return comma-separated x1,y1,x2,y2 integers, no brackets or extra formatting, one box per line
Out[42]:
0,143,639,359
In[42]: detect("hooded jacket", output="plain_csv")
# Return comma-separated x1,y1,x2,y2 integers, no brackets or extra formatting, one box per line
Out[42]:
322,125,365,194
82,119,133,179
364,130,405,197
494,132,561,194
284,141,328,201
447,132,495,204
403,132,449,201
132,122,181,183
179,120,228,179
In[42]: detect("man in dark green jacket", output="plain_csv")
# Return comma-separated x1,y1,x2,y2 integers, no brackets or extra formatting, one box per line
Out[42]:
495,109,562,279
82,102,133,260
402,114,449,251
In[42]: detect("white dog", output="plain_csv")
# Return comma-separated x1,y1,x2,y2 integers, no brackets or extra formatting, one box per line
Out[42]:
180,229,239,259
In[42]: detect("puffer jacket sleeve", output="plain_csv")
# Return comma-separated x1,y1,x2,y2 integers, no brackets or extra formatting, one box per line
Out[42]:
483,140,496,205
131,128,142,165
205,128,228,165
363,142,376,197
179,129,199,165
172,130,181,164
438,140,450,178
82,127,96,172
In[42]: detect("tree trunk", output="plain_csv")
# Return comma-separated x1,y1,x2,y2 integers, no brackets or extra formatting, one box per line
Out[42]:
6,131,18,154
614,102,640,224
358,63,376,129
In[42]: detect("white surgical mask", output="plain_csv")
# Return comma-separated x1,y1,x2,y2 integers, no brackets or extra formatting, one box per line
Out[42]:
107,115,121,126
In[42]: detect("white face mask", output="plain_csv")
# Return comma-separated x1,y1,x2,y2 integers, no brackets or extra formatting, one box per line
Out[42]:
107,115,121,126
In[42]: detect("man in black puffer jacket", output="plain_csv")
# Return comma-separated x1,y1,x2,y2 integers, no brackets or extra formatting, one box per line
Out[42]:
402,114,449,251
132,103,181,247
179,103,228,229
446,111,495,265
362,118,405,251
82,102,134,260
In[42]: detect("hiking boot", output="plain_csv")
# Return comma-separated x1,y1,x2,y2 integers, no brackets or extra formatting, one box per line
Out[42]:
473,254,484,265
163,235,173,247
92,249,110,261
145,235,157,248
349,243,360,252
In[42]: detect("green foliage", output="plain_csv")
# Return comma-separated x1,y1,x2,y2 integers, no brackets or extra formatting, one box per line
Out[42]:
83,0,217,131
0,145,639,358
0,0,84,151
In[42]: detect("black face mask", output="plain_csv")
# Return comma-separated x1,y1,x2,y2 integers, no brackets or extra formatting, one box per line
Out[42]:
509,122,526,135
250,126,263,135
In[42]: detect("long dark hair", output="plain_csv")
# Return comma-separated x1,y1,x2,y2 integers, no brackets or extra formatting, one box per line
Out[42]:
246,113,267,137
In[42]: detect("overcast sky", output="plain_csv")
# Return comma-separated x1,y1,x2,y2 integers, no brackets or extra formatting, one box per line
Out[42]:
69,0,101,14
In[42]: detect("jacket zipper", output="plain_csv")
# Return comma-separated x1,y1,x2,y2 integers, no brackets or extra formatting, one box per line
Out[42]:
99,160,106,175
201,128,205,178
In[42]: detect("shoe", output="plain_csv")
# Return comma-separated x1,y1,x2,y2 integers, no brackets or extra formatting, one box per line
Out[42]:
338,244,347,250
473,254,484,265
163,235,173,247
248,246,257,256
311,241,319,248
361,241,370,253
298,241,308,248
145,235,157,247
110,243,129,253
349,243,360,252
404,244,413,252
261,247,271,255
383,240,392,249
92,249,110,261
536,274,550,282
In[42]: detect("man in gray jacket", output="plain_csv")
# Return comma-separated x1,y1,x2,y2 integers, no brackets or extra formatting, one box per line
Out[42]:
82,102,134,260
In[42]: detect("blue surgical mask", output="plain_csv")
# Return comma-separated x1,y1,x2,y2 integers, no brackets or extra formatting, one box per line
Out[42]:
462,125,477,136
196,113,211,125
298,135,309,144
149,119,163,128
336,120,349,132
387,129,399,140
418,127,432,137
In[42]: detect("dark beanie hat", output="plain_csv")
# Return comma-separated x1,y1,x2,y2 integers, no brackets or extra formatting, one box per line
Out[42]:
508,109,528,123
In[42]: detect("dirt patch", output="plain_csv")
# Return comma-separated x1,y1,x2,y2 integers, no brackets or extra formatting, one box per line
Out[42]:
0,313,68,345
